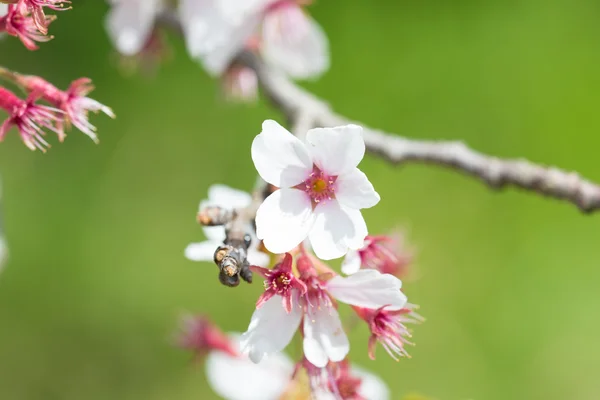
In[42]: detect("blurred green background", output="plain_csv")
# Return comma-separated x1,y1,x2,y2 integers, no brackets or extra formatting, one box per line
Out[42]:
1,0,600,399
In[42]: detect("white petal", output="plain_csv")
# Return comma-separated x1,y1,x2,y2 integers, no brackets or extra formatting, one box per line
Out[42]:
247,249,270,268
303,306,349,368
240,295,302,363
179,0,262,75
326,270,407,311
335,168,380,210
208,184,252,209
0,4,8,15
202,226,227,242
0,237,7,273
255,188,314,254
308,201,367,260
184,240,221,262
251,120,313,188
105,0,162,55
352,365,390,400
305,125,365,176
262,7,330,80
341,249,362,275
206,344,293,400
217,0,274,23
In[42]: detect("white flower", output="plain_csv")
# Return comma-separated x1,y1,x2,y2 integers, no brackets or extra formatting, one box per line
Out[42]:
252,120,380,260
184,184,269,267
240,269,406,366
206,335,294,400
0,4,7,16
178,0,329,79
207,336,390,400
105,0,164,55
0,237,6,273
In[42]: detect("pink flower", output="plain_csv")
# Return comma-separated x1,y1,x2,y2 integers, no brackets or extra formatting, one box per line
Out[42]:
176,314,238,358
15,75,114,143
0,86,61,151
19,0,70,35
240,257,406,366
252,253,307,313
0,2,53,50
355,304,423,361
342,233,413,277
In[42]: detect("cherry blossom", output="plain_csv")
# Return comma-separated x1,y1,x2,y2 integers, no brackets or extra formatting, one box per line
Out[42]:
0,2,54,50
355,304,424,361
252,120,380,260
104,0,164,56
342,233,413,276
19,0,70,35
176,314,238,358
0,87,62,151
251,252,307,313
185,184,270,267
205,335,389,400
179,0,329,79
15,75,114,143
240,256,405,366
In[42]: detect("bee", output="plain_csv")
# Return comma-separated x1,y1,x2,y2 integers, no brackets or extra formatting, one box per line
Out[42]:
214,232,253,287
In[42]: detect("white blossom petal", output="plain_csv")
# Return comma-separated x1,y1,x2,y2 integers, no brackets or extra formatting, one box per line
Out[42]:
251,120,313,188
336,168,380,210
352,366,390,400
240,294,302,363
305,125,365,176
262,6,330,80
202,226,227,242
0,237,7,273
206,339,293,400
248,248,270,268
303,306,349,368
208,184,252,209
185,240,221,262
217,0,274,24
256,188,314,254
341,249,362,275
326,270,407,311
0,4,8,16
308,201,367,260
179,0,262,75
105,0,162,55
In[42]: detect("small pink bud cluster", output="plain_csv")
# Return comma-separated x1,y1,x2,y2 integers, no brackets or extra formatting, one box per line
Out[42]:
0,0,70,50
0,74,114,151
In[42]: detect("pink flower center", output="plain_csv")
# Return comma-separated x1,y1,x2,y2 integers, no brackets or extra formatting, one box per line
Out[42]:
301,166,337,206
265,270,294,294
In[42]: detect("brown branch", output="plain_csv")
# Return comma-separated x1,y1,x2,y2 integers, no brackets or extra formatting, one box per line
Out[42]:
158,11,600,213
236,51,600,213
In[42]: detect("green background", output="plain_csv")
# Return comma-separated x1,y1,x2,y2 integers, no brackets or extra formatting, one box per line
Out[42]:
1,1,600,399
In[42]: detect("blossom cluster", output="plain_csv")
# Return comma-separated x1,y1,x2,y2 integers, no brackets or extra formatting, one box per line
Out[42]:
105,0,329,100
185,121,422,398
0,0,69,50
0,71,114,151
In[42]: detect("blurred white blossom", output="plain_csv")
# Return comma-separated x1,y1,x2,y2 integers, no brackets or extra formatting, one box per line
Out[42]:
105,0,164,55
179,0,329,79
185,184,269,267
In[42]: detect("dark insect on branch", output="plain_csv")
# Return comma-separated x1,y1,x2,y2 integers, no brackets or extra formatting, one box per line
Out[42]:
197,204,257,287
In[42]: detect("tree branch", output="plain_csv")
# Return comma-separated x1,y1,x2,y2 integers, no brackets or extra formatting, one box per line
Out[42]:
158,11,600,213
236,51,600,213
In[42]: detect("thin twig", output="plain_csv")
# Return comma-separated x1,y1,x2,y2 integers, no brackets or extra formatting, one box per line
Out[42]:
159,11,600,213
236,50,600,213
